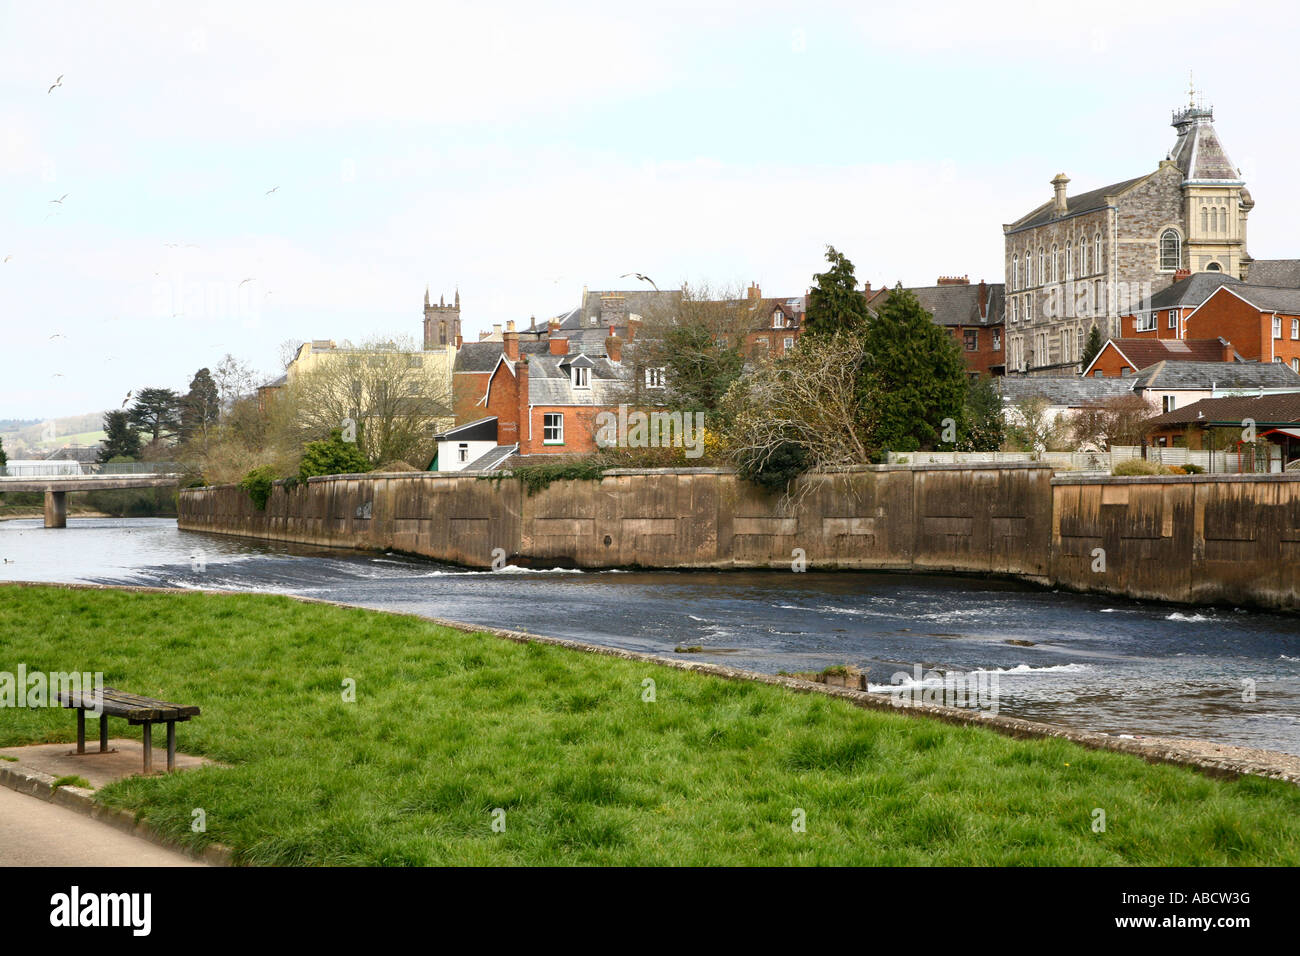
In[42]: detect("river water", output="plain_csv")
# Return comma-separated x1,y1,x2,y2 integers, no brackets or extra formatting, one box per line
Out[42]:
3,517,1299,754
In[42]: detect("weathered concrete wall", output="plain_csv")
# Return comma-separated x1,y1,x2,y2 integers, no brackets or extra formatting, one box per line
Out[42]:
178,464,1053,579
178,466,1300,609
1051,474,1300,610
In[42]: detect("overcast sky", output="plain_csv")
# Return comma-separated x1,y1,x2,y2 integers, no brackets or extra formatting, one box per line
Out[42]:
3,0,1298,419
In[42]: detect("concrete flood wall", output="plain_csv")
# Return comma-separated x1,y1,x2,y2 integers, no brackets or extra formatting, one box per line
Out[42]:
1051,474,1300,611
178,464,1054,579
177,466,1300,609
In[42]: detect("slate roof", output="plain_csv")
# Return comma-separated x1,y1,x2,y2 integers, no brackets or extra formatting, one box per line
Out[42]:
1170,107,1242,182
1007,175,1149,233
454,341,548,373
1136,272,1242,311
462,444,518,471
435,417,498,442
527,351,629,406
1146,393,1300,427
1131,360,1300,391
876,283,1005,326
1221,285,1300,314
997,375,1134,407
1246,259,1300,289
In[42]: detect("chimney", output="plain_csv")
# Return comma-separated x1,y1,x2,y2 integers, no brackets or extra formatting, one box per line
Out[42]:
548,318,561,334
1051,173,1070,216
503,330,519,361
549,337,569,355
606,333,623,363
626,316,639,341
863,281,872,296
516,356,530,454
492,323,502,338
978,279,988,319
1220,337,1235,362
506,319,516,333
1173,268,1190,281
454,333,462,348
937,275,970,285
600,293,627,328
747,282,762,301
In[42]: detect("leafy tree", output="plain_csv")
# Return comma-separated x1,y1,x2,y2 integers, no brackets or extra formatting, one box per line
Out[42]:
0,436,6,467
180,368,221,443
298,429,372,481
1080,324,1104,370
128,388,182,446
656,323,745,413
805,246,871,337
963,375,1004,451
862,287,968,453
1004,396,1064,454
98,410,143,462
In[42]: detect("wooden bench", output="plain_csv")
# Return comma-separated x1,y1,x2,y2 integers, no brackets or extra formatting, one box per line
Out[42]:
58,687,200,774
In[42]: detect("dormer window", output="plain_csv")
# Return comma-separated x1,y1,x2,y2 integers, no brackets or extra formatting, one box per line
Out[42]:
572,366,590,388
645,367,666,388
772,310,784,328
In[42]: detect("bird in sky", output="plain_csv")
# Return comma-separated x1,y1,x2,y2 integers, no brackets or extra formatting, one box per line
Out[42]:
51,372,64,378
239,277,255,286
3,255,11,263
265,186,279,195
50,193,68,204
620,273,659,291
47,75,63,94
121,390,133,407
48,332,64,339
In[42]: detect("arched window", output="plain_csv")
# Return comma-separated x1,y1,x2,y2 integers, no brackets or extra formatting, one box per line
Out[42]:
1201,207,1209,233
1220,207,1228,235
1159,229,1181,271
1051,244,1059,282
1026,249,1033,286
1065,241,1073,279
1012,256,1019,290
1081,240,1088,276
1039,247,1046,283
1094,233,1102,272
1206,261,1222,272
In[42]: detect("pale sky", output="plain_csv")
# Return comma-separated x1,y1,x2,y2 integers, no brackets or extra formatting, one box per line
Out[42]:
3,0,1298,418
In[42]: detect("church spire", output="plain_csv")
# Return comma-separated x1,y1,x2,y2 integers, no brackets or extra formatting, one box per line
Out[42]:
424,285,430,308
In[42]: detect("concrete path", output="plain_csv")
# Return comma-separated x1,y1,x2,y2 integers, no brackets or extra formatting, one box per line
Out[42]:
0,786,204,866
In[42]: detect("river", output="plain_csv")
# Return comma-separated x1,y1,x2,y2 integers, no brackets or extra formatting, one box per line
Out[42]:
3,517,1299,754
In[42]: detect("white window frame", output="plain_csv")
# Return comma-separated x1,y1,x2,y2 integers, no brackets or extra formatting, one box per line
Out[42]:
1292,318,1298,341
457,443,469,463
645,367,666,389
1136,312,1156,333
543,412,564,444
1168,310,1177,330
572,366,590,388
772,311,784,329
1159,229,1181,272
1162,395,1176,413
783,336,794,350
1273,316,1283,339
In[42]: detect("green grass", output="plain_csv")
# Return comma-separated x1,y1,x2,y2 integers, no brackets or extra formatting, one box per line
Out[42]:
51,774,92,790
2,584,1298,866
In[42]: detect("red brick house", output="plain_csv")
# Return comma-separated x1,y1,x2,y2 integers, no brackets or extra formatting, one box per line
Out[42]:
869,277,1005,377
1183,284,1300,373
1081,337,1240,378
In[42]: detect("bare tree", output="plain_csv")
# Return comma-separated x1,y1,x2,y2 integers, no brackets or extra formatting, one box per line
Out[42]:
720,327,876,473
212,354,260,412
1070,394,1159,449
1003,396,1064,454
286,335,453,466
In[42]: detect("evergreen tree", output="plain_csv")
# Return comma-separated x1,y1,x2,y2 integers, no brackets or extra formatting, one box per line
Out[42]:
299,429,372,481
805,246,871,336
99,410,143,462
1080,324,1104,370
963,375,1005,451
0,435,7,467
180,368,221,442
128,388,182,446
658,323,745,414
862,287,969,453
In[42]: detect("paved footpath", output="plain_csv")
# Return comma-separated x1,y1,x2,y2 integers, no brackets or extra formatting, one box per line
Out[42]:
0,786,205,866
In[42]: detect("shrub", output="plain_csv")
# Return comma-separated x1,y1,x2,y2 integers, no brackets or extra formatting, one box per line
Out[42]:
735,440,811,493
487,458,607,496
1111,458,1163,476
299,429,372,481
1183,463,1205,474
239,465,280,510
1165,465,1187,475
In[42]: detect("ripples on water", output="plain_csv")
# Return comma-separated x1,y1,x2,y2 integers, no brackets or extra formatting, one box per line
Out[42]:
3,517,1299,754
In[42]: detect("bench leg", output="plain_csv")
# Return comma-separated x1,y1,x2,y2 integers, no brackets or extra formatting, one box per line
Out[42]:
76,710,86,754
166,722,175,772
100,714,109,753
142,723,152,774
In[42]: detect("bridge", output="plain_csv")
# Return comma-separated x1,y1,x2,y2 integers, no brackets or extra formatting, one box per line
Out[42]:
0,463,185,528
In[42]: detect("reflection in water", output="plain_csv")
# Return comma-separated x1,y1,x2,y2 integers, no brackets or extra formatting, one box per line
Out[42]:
3,517,1299,754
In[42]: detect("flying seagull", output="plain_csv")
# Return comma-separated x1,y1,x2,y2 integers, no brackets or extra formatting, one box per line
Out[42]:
265,185,279,195
50,193,68,204
47,75,63,94
48,332,64,339
121,390,133,407
239,277,255,286
620,273,659,291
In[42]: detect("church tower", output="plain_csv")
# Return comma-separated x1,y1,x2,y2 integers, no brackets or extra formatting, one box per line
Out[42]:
1169,84,1252,278
423,286,462,350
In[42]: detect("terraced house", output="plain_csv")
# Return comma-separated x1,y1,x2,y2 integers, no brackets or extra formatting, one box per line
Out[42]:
1003,91,1253,375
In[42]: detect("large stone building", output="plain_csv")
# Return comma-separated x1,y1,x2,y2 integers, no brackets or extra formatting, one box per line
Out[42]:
1003,91,1252,375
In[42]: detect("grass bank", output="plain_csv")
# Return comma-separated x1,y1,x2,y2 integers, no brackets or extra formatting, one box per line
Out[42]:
1,584,1298,865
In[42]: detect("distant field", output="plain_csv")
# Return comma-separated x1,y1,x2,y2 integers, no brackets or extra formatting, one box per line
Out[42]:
2,585,1298,866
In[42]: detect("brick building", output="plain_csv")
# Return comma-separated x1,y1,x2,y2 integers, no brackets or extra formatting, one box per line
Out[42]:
1082,337,1240,378
1183,285,1300,373
870,277,1005,377
1003,93,1252,375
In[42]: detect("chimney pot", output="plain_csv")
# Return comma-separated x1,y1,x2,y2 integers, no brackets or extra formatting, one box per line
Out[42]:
605,334,623,363
1051,173,1070,216
503,331,519,361
549,337,569,355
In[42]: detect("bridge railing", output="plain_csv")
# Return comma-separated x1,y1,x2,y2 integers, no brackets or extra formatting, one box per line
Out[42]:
0,462,183,478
